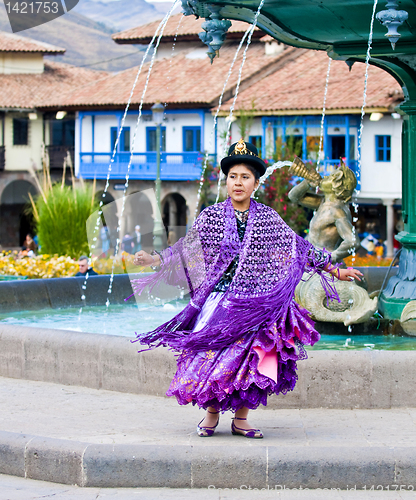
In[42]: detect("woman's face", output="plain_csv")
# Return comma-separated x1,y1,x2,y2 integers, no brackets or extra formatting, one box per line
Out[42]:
226,164,259,205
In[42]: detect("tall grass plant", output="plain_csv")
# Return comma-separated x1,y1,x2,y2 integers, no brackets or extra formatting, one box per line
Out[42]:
28,149,98,259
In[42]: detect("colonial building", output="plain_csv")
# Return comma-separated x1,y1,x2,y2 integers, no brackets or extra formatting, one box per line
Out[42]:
0,32,106,248
39,13,403,255
38,17,276,244
219,45,403,257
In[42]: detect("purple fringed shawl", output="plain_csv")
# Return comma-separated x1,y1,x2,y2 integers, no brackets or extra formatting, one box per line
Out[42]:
130,197,337,353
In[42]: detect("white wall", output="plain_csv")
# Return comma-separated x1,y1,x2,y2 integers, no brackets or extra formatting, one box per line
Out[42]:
156,41,202,60
78,111,403,204
81,115,93,153
214,117,264,157
4,113,43,171
0,53,44,74
203,112,215,154
359,115,402,200
74,112,80,175
245,119,263,141
164,112,203,152
92,115,118,152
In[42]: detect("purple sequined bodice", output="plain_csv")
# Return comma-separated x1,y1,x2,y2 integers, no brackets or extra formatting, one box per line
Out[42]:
214,208,248,293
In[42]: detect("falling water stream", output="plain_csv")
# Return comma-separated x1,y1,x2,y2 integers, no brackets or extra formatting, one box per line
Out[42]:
253,161,293,198
346,0,379,332
193,26,251,220
78,22,166,323
164,13,184,110
80,0,379,328
77,1,179,322
317,58,332,175
105,0,180,309
223,0,266,149
213,0,266,204
357,0,379,195
80,0,256,319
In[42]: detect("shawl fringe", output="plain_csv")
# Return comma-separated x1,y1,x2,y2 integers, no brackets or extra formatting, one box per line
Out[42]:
128,199,337,354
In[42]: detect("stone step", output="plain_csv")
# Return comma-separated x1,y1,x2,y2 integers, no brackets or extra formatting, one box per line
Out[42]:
0,377,415,489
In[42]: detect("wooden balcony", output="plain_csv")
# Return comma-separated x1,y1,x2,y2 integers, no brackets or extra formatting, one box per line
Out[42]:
46,145,74,170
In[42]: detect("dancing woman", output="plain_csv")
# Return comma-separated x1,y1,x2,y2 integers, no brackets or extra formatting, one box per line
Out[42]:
131,140,362,439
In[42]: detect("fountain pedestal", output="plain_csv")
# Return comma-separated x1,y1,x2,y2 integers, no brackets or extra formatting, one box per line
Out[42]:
379,243,416,319
379,246,416,319
379,100,416,319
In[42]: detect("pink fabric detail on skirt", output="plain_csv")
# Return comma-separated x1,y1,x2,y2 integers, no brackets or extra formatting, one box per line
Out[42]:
196,293,279,383
253,346,278,383
166,291,319,412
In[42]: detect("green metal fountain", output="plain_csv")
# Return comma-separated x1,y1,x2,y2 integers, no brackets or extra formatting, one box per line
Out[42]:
182,0,416,321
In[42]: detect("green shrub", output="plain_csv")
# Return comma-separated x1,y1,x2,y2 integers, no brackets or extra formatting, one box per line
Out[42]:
30,179,98,259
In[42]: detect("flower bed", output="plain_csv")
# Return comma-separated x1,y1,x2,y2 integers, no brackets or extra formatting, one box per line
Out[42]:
0,252,78,279
0,252,149,279
1,251,391,280
344,255,394,267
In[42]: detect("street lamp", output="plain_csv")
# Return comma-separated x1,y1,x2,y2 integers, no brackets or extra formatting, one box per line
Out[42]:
151,101,165,251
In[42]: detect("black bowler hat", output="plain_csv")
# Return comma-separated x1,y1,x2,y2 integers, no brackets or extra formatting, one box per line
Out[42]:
220,139,267,177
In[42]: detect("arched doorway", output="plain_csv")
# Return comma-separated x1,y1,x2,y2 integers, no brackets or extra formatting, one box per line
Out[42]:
124,191,154,252
95,190,117,254
162,193,187,244
0,180,37,248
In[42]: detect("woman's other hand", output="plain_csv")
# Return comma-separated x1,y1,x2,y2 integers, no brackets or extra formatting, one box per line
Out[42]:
133,250,160,267
337,268,363,282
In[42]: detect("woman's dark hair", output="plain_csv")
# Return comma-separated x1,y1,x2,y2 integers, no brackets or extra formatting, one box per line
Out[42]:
226,163,261,180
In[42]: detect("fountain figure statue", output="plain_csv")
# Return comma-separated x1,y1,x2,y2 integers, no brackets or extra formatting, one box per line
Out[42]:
288,158,377,325
288,157,359,263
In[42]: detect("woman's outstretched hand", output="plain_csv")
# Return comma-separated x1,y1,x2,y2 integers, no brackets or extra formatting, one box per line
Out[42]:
337,268,363,282
133,250,160,267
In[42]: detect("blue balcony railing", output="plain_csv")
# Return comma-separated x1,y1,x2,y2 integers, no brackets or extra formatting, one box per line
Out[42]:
288,159,360,190
318,159,359,177
318,159,360,189
79,152,215,181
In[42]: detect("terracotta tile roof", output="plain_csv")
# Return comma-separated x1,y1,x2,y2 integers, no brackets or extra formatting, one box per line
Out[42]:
112,12,263,44
221,49,402,114
0,31,65,54
40,42,292,109
0,61,107,109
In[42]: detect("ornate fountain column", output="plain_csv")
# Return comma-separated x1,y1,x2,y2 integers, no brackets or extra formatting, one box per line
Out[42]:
379,100,416,319
382,198,395,258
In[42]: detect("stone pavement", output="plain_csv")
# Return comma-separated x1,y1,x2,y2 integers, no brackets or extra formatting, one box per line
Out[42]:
1,376,416,490
2,474,416,500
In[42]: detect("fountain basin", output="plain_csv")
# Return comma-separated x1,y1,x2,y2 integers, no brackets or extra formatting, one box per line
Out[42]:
0,266,406,341
1,302,415,349
0,274,136,313
0,265,397,311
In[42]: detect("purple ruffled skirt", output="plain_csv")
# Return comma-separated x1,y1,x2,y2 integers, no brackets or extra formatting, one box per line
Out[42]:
166,292,320,412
